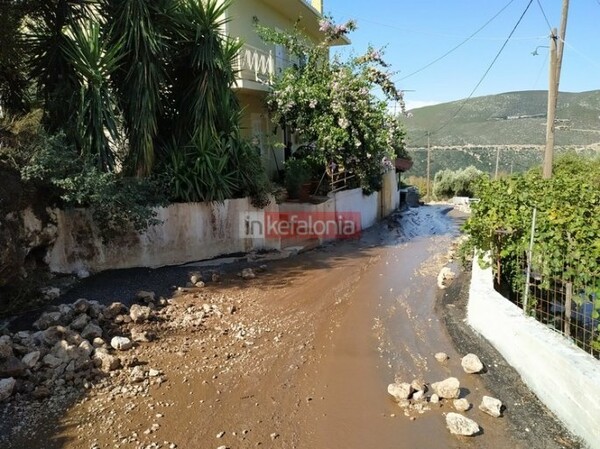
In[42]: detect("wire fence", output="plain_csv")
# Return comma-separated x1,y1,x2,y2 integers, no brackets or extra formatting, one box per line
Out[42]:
495,247,600,359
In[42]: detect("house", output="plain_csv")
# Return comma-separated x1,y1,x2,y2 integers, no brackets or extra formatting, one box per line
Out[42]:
224,0,349,178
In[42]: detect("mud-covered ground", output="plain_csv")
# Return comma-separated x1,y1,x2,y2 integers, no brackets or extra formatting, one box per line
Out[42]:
0,205,581,449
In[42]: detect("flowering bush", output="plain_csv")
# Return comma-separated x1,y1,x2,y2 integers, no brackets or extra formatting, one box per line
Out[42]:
256,17,409,193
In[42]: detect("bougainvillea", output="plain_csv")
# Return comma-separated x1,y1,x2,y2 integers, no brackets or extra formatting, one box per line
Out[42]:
256,17,409,193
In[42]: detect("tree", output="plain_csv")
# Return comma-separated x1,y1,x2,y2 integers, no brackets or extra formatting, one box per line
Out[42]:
257,18,408,193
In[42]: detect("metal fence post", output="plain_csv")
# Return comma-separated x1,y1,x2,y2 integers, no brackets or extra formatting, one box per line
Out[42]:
523,207,537,315
564,282,572,337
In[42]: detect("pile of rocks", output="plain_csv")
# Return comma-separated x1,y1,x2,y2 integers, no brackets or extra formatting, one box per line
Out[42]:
0,292,170,404
387,352,504,437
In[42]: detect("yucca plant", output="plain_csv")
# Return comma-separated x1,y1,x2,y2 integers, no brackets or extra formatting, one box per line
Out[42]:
61,21,122,172
0,0,34,115
24,0,98,133
167,0,241,142
105,0,173,177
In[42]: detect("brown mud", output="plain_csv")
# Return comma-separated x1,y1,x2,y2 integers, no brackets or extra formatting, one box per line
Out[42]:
1,205,580,449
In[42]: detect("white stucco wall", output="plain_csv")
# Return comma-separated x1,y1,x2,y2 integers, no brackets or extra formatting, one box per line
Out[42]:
468,260,600,449
47,175,401,275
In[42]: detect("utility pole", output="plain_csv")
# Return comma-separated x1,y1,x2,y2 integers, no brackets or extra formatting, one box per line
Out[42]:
543,0,570,179
426,132,431,201
543,28,558,179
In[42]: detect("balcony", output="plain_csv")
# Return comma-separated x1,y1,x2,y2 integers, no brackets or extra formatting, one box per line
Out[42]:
234,43,278,92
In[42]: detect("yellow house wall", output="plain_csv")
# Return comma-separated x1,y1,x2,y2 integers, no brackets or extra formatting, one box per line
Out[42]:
226,0,322,52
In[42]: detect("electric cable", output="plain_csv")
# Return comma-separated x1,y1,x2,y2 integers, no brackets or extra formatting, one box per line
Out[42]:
536,0,553,32
394,0,517,82
408,0,535,147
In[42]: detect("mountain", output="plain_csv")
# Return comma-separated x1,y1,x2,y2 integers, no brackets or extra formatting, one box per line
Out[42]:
402,90,600,147
400,90,600,178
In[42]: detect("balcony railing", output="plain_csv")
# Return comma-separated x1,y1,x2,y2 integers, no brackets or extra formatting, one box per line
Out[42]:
234,43,275,86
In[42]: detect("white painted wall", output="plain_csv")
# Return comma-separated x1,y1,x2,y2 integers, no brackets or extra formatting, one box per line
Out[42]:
47,173,402,275
468,260,600,449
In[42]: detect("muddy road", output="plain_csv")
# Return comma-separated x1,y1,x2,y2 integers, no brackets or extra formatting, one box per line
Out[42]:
1,205,578,449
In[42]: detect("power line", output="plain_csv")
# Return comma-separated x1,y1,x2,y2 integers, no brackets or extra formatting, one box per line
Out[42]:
536,0,553,32
409,0,535,147
395,0,517,82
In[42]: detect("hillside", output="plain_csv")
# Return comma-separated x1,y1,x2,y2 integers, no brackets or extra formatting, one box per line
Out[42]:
401,90,600,178
402,90,600,147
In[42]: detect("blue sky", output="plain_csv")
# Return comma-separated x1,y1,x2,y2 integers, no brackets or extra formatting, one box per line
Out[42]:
323,0,600,110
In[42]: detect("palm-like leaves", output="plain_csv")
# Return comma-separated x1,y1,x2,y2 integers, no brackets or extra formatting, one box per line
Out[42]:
61,21,121,171
24,0,98,131
106,0,171,177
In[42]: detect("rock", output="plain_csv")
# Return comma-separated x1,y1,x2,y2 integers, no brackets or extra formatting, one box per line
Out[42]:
33,311,62,330
92,337,106,348
42,354,63,369
446,412,480,436
130,365,146,383
92,348,121,372
131,328,154,343
437,267,456,289
136,290,155,304
434,352,449,363
58,304,74,323
0,336,13,359
40,287,61,301
81,323,103,340
87,300,104,318
72,298,90,314
79,340,94,357
42,326,68,346
429,394,440,404
410,379,427,392
70,313,90,331
32,385,50,400
148,368,161,377
431,377,460,399
387,382,414,401
76,268,90,279
0,377,16,402
21,351,41,369
130,304,152,323
111,336,133,351
211,273,220,283
241,268,256,279
413,390,425,401
479,396,503,417
104,302,126,320
0,356,26,378
190,274,202,285
453,398,471,412
461,353,484,374
195,281,205,288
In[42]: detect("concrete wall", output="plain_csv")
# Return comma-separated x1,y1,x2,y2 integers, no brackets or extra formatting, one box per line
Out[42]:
47,177,402,275
468,260,600,449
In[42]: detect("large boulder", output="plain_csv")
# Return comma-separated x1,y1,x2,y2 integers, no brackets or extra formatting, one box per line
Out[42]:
446,412,480,436
461,353,484,374
431,377,460,399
